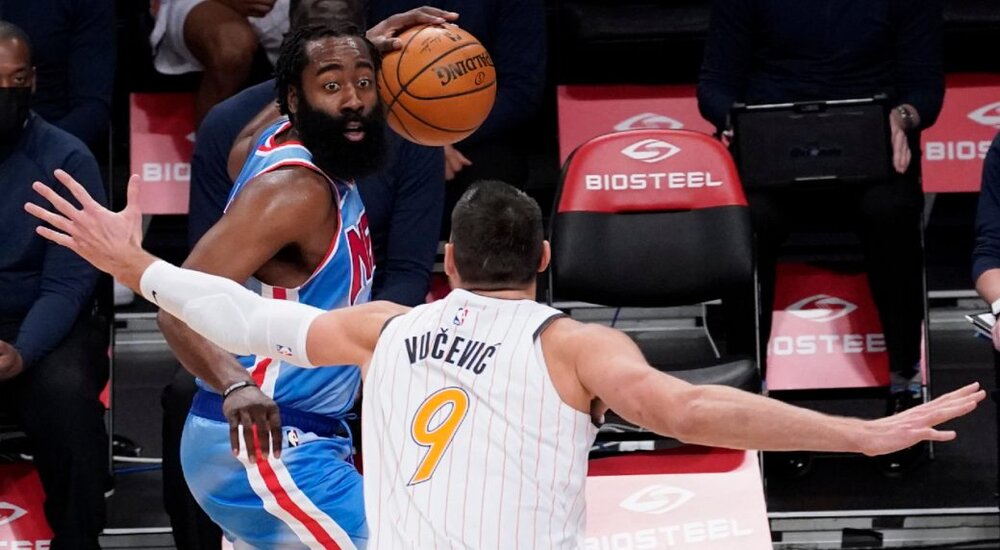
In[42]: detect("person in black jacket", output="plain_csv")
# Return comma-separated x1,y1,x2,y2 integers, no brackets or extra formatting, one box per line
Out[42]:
0,22,109,549
368,0,547,236
698,1,944,455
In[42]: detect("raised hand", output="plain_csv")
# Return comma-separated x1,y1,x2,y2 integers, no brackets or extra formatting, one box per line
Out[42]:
366,6,459,53
858,383,985,456
25,171,151,291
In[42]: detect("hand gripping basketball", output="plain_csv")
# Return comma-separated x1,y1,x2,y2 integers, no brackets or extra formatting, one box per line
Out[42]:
377,24,496,146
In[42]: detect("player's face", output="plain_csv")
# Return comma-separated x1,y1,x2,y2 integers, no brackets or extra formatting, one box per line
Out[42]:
291,35,388,180
298,35,379,129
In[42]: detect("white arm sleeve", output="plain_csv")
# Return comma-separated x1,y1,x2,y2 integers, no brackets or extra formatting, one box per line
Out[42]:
139,260,325,367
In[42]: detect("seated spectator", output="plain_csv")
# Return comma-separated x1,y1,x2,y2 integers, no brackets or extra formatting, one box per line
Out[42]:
367,0,547,236
2,0,115,150
973,132,1000,342
0,21,110,550
149,0,291,123
698,0,943,414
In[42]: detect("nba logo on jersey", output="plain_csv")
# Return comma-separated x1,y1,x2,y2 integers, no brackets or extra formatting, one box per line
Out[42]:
452,307,470,327
276,344,293,357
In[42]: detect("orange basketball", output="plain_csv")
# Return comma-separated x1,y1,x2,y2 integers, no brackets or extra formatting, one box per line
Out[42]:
378,24,496,146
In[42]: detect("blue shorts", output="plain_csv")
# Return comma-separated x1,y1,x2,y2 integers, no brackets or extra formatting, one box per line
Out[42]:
180,402,367,549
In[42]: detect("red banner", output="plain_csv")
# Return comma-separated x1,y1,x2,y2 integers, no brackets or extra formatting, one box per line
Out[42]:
585,450,771,549
0,464,52,548
130,93,196,214
920,73,1000,193
558,86,716,164
766,263,890,390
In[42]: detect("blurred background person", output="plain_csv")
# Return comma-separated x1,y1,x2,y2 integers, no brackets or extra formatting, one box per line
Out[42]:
0,21,110,550
1,0,116,151
367,0,546,237
698,0,944,436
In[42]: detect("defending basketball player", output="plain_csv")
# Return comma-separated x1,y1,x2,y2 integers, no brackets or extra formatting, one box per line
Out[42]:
27,174,985,549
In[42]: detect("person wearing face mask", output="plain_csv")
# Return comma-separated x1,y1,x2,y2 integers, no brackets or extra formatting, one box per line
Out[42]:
0,21,110,550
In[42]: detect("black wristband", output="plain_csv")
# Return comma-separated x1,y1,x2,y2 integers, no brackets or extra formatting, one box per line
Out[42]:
222,380,257,400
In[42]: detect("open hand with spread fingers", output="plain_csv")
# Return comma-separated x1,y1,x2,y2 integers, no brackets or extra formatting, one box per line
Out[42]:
24,170,152,291
858,383,985,456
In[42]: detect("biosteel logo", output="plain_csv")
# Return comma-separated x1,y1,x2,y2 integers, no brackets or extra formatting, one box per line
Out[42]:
614,112,685,131
786,294,857,323
620,139,681,164
968,101,1000,128
619,485,695,515
0,502,27,526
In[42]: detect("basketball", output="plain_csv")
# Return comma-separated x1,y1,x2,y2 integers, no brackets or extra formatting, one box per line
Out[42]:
377,24,496,147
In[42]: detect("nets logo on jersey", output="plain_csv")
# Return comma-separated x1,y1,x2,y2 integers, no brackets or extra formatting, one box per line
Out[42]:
346,214,374,305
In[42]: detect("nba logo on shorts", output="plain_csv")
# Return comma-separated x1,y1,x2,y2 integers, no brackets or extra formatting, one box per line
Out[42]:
452,308,469,327
276,344,293,357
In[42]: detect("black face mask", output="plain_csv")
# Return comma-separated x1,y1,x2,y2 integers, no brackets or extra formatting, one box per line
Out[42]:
0,87,31,146
294,92,388,181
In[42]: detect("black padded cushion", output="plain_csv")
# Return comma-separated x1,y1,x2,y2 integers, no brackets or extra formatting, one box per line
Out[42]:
552,207,752,307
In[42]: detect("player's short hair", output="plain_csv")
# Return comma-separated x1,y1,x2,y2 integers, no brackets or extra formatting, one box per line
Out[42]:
274,22,381,121
0,21,32,63
451,181,544,289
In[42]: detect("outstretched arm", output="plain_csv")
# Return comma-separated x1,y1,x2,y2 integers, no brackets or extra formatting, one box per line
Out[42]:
569,323,983,456
24,171,407,457
25,172,407,365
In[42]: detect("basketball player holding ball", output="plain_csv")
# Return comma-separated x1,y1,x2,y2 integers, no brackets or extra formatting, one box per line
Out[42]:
147,15,488,547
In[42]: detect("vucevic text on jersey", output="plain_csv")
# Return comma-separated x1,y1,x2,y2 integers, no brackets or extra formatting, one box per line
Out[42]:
404,328,499,374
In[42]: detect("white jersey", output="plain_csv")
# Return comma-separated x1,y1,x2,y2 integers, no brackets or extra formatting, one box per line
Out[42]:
362,289,599,549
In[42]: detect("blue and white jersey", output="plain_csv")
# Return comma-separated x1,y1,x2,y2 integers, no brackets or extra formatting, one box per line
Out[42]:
217,117,374,419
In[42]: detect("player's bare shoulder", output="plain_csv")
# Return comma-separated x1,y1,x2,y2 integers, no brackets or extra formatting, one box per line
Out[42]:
227,104,282,180
228,166,337,227
537,316,599,413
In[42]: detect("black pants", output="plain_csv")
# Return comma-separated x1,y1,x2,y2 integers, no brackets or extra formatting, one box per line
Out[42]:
726,168,925,378
0,316,109,550
161,366,222,550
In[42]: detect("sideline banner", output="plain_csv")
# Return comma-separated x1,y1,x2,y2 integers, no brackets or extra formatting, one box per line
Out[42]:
0,464,52,548
920,73,1000,193
585,448,771,549
766,263,890,390
130,93,196,214
558,86,716,164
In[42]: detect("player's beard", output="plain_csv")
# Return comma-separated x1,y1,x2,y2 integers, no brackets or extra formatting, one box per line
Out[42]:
295,95,388,181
